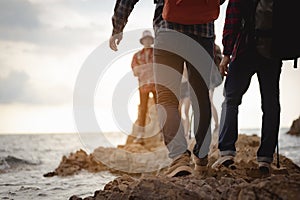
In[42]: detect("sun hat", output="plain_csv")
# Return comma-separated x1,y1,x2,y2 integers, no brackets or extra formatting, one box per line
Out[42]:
139,30,154,45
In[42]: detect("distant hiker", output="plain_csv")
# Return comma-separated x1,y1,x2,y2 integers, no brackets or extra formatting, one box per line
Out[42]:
213,0,283,174
131,30,157,142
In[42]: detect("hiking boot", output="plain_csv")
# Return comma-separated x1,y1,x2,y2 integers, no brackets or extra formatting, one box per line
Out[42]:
133,137,144,144
211,155,236,170
193,155,208,172
258,161,271,175
133,132,144,144
165,150,193,178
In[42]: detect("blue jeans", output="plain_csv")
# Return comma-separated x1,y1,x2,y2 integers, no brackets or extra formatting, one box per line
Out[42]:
218,51,282,163
154,31,214,159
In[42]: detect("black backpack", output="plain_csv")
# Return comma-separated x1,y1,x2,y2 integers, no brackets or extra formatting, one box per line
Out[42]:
242,0,300,68
273,0,300,68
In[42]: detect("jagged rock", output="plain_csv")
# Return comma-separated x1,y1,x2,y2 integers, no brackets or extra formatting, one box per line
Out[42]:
88,175,200,200
47,132,300,178
45,142,170,177
287,116,300,136
69,134,300,200
71,173,300,200
92,145,171,174
46,97,169,177
69,195,82,200
225,174,300,200
43,149,108,177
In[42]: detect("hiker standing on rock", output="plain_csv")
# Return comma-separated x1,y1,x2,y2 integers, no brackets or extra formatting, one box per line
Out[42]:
131,30,157,143
213,0,283,174
110,0,224,177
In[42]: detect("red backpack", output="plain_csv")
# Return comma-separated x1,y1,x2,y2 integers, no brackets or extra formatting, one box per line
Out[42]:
162,0,220,25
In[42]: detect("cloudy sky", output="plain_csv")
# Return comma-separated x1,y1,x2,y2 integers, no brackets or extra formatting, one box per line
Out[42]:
0,0,299,134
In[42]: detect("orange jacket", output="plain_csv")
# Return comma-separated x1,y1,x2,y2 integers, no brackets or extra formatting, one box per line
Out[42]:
131,48,155,93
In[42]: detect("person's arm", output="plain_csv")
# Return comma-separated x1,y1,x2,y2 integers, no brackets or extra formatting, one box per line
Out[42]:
214,44,223,67
222,0,242,56
131,52,140,77
221,0,242,75
219,55,231,76
109,0,139,51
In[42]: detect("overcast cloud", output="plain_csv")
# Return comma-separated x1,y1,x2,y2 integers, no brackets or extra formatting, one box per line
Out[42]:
0,70,34,104
0,0,111,105
0,70,71,104
0,0,41,29
0,0,110,47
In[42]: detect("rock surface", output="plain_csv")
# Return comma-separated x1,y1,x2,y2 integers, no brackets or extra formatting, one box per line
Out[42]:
287,116,300,136
68,133,300,200
47,100,300,199
44,97,168,177
70,173,300,200
43,149,108,177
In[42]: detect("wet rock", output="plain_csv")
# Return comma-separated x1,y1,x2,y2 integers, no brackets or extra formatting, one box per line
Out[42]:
44,149,108,177
43,171,57,177
287,116,300,136
69,195,82,200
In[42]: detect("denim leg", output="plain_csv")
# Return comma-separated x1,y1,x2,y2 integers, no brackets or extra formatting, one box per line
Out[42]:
218,57,255,155
154,48,187,159
256,59,282,163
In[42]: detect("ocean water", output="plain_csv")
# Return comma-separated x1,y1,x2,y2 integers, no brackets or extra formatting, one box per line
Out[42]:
0,133,123,200
0,128,299,200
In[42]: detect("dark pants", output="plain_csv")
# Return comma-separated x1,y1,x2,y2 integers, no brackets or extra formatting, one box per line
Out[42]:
154,33,214,159
138,89,157,128
218,51,282,163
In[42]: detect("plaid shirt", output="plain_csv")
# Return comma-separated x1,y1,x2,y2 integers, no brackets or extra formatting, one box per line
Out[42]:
112,0,214,38
222,0,249,60
131,48,156,93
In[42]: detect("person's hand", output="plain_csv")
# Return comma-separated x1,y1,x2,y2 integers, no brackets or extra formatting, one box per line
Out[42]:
109,33,123,51
219,55,231,76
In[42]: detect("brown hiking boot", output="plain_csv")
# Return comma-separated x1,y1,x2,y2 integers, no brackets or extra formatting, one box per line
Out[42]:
193,155,208,172
211,155,236,170
258,161,271,175
165,150,193,178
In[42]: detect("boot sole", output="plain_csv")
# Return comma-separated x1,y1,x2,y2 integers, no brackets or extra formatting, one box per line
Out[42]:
166,166,193,178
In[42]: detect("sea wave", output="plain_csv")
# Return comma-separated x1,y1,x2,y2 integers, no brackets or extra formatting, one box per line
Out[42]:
0,155,41,170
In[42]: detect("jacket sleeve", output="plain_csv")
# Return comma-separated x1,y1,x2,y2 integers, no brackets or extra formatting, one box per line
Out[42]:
131,52,140,77
112,0,140,35
222,0,242,56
